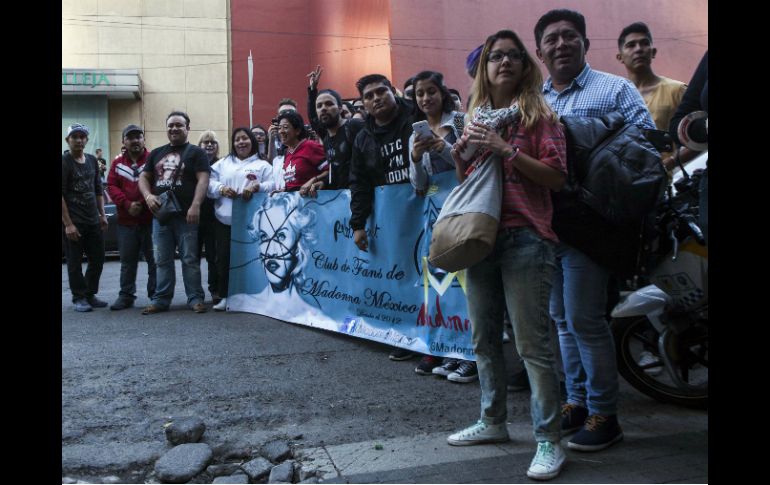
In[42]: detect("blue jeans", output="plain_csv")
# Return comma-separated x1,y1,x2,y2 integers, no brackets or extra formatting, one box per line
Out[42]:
117,224,156,300
550,242,618,416
151,216,204,309
466,227,561,443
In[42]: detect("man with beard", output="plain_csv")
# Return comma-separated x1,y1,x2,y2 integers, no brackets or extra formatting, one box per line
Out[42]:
306,65,364,189
106,124,157,310
138,111,211,315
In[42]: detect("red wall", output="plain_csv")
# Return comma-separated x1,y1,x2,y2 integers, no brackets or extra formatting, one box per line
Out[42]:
231,0,393,129
232,0,707,128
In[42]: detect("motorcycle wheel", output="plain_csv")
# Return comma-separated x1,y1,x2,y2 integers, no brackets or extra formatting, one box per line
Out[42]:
611,316,708,409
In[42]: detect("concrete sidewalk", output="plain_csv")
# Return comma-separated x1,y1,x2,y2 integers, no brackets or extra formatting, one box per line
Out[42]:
300,405,707,484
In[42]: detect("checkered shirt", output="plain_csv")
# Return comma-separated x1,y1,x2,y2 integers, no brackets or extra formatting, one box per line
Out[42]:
543,63,655,130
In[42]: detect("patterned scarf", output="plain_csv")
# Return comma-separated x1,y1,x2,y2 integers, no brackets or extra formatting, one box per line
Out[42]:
471,101,520,133
469,101,521,165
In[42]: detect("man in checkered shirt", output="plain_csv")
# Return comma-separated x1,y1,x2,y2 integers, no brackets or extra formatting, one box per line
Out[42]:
530,8,655,454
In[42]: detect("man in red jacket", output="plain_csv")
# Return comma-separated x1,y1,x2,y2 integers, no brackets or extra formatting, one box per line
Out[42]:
106,124,157,310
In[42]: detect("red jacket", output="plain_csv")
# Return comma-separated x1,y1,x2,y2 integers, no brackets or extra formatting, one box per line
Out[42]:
106,149,153,226
283,139,328,191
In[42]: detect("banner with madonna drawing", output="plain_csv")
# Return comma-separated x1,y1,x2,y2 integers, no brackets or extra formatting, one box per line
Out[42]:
228,170,475,360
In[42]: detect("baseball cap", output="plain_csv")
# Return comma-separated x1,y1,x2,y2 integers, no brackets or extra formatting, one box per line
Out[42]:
122,124,144,139
66,123,90,138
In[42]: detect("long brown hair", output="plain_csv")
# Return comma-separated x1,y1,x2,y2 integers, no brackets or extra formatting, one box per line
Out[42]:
467,30,557,130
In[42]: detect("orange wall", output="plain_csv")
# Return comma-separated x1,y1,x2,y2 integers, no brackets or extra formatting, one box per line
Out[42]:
232,0,707,128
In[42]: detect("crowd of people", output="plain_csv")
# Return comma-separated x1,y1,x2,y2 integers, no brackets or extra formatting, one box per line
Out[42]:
62,8,707,481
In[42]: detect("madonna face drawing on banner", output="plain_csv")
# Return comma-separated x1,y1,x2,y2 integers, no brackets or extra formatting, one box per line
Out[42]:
245,192,320,313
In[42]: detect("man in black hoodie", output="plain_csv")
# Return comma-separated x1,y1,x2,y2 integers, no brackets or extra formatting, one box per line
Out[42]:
349,73,416,362
349,74,414,252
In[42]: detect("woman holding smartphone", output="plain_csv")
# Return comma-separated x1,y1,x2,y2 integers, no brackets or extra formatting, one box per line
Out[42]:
446,29,568,481
406,71,478,383
408,70,464,194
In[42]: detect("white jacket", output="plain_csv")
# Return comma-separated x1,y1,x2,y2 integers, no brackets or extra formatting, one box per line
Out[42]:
207,154,273,225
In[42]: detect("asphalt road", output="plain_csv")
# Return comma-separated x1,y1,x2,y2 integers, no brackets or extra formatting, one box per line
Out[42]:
62,260,707,483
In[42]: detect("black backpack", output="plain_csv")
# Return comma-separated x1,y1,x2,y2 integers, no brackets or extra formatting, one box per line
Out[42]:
552,112,667,275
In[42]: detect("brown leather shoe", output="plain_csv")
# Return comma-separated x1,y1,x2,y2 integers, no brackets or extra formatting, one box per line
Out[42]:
142,304,165,315
192,303,207,313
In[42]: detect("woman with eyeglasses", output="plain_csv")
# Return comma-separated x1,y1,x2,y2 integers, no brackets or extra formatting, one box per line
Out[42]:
446,29,569,481
275,110,328,196
197,130,222,305
250,124,269,160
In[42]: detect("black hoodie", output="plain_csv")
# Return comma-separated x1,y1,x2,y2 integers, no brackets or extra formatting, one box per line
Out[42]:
348,97,414,230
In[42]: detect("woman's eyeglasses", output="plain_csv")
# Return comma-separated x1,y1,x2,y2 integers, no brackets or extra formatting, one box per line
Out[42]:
487,50,524,63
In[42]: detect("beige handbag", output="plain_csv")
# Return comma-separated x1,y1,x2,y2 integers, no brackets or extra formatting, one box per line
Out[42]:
428,157,502,272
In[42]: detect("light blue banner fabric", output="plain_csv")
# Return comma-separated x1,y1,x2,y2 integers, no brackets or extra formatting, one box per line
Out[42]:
228,170,475,360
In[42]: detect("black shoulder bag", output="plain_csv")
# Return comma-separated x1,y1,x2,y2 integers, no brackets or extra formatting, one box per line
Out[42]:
154,144,192,225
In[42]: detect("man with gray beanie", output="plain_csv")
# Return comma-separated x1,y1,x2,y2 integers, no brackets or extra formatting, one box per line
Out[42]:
62,123,109,312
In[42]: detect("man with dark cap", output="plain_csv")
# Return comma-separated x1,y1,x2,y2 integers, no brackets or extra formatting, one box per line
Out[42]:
62,123,109,312
106,124,157,310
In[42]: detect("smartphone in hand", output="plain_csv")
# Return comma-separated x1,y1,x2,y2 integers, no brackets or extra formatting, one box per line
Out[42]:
412,120,434,139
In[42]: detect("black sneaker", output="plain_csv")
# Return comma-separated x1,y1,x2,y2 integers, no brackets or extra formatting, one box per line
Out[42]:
415,355,441,375
567,414,623,452
561,403,589,434
87,296,108,308
506,368,530,391
389,348,416,361
432,358,460,377
110,298,134,311
447,361,478,383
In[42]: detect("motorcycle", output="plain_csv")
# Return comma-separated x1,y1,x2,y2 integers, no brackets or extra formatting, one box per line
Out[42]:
610,128,708,409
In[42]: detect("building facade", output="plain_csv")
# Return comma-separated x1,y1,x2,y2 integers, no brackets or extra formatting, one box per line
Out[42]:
63,0,708,159
62,0,231,161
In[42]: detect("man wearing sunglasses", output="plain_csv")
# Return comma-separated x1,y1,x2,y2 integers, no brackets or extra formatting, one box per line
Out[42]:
106,124,157,310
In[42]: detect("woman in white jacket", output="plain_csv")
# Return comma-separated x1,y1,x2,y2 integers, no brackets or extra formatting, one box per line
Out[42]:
208,127,273,311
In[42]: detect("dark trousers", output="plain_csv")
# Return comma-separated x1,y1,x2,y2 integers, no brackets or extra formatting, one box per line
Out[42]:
63,222,105,302
199,218,219,296
117,224,156,300
214,219,232,297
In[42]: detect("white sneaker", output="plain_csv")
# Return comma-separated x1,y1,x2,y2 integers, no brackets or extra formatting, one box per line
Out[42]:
637,351,663,376
527,441,566,480
213,298,227,311
447,420,509,446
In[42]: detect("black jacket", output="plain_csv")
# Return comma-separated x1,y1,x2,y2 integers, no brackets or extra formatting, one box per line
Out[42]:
348,98,413,230
553,112,666,276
